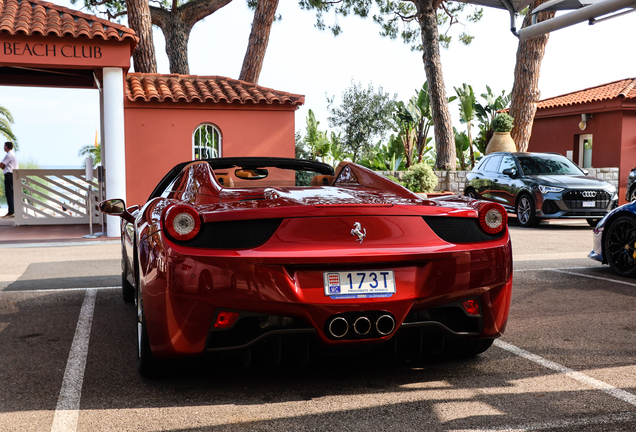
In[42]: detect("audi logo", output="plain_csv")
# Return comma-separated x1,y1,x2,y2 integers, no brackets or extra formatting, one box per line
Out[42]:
581,191,597,198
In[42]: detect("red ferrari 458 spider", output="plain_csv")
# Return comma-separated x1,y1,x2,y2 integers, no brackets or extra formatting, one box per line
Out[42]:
100,157,512,376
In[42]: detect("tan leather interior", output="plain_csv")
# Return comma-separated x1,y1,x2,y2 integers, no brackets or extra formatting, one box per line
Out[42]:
215,174,234,188
310,175,334,186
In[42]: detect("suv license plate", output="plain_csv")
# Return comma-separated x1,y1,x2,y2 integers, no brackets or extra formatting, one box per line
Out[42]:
324,270,396,298
582,201,596,208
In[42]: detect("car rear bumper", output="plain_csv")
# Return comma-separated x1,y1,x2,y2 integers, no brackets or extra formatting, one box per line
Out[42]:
141,232,513,359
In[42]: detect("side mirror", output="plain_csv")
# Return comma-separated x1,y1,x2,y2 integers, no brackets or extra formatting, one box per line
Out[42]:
583,169,589,176
100,199,135,223
502,168,517,178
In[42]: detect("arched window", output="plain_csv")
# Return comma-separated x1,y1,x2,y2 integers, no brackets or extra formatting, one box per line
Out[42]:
193,123,222,160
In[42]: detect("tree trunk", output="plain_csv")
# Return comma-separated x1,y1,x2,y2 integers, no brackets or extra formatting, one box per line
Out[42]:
239,0,279,83
151,0,233,75
415,0,456,171
509,1,555,152
126,0,157,73
162,12,191,75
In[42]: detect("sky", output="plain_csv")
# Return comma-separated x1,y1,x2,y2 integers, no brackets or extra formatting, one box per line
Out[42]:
1,0,635,167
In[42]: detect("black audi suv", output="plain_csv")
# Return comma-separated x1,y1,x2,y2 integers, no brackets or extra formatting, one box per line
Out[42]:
464,152,618,227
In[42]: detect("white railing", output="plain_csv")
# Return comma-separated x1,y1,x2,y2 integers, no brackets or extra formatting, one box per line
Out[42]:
12,169,103,226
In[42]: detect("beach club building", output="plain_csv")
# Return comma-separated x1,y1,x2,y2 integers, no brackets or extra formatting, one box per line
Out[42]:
0,0,303,236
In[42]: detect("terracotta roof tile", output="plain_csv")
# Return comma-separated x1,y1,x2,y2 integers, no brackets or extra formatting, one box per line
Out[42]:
126,73,305,106
0,0,137,42
537,78,636,109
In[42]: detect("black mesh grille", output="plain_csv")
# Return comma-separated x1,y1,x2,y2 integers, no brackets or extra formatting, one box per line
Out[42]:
563,190,611,209
422,217,504,243
542,199,560,214
171,218,283,249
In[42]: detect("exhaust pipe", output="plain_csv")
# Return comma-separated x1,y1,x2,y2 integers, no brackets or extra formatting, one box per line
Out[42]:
375,314,396,336
353,316,371,335
328,316,349,338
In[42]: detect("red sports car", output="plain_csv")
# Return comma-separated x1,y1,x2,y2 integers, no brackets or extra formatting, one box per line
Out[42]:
101,157,512,376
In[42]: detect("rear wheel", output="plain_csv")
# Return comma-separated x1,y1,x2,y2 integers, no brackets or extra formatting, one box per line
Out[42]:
629,187,636,202
442,338,494,358
604,215,636,277
465,188,478,199
516,195,539,227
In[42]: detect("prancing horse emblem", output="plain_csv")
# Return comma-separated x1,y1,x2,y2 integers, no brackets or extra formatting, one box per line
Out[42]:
351,222,366,243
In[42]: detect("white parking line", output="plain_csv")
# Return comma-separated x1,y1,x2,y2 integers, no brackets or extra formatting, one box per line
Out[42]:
0,286,119,294
551,269,636,287
449,411,636,432
50,288,97,432
513,266,590,272
494,340,636,407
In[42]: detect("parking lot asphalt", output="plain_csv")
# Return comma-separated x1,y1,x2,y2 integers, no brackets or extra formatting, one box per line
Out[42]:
1,219,635,432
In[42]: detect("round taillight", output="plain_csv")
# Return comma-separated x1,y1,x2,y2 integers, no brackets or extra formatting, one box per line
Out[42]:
164,205,201,241
478,202,507,234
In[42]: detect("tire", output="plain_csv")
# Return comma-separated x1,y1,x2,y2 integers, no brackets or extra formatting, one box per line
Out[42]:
442,338,494,358
586,218,601,228
604,215,636,277
515,194,539,227
465,189,478,199
121,247,135,303
629,187,636,202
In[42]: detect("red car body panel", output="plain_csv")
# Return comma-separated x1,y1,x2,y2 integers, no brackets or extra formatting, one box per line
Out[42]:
114,159,513,362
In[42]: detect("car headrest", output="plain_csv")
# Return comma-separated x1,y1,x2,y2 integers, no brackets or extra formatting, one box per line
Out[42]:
310,175,334,186
215,174,234,188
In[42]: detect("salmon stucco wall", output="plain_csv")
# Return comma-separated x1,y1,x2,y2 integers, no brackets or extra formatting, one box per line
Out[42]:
620,112,636,203
124,102,298,205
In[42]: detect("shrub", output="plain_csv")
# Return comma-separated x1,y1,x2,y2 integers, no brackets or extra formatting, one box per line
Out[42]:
401,162,438,193
492,113,514,132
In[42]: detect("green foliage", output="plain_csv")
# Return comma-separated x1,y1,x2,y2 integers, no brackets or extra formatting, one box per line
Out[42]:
296,109,350,168
78,143,101,167
474,86,511,153
394,83,435,167
358,135,404,171
299,0,483,51
454,83,476,169
0,104,18,149
492,113,515,133
71,0,126,21
327,81,397,162
401,162,438,193
454,127,469,171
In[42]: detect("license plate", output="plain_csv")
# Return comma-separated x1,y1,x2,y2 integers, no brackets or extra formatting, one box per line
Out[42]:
324,270,396,298
582,201,596,208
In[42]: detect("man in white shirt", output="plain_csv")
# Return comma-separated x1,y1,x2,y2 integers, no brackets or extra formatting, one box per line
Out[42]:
0,141,18,218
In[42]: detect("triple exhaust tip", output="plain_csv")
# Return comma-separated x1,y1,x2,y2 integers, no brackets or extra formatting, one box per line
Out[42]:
328,314,395,339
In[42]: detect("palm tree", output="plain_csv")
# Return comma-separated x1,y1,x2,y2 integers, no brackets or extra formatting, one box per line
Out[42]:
0,104,18,149
455,83,476,169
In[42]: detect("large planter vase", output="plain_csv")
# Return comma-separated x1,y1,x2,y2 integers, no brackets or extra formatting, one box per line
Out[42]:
485,132,517,154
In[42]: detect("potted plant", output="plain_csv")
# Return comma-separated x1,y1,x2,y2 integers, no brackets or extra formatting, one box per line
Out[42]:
485,113,517,154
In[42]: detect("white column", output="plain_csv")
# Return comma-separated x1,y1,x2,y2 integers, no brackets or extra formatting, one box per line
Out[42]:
102,67,126,238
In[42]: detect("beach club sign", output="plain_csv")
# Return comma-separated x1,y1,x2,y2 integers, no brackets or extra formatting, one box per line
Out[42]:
0,34,133,68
